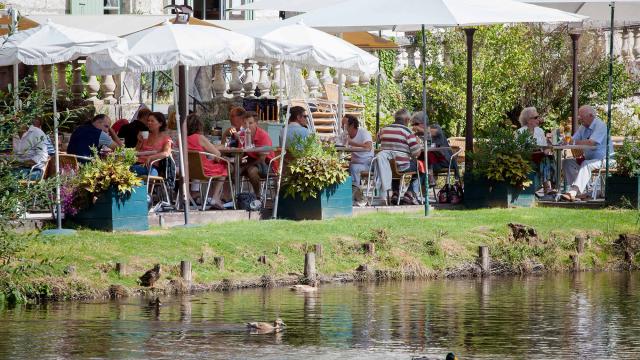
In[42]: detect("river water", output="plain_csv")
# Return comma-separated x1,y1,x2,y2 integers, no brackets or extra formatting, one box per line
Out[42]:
1,272,639,359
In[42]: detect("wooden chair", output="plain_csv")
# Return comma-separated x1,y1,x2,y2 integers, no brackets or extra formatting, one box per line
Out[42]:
390,158,423,205
323,83,365,116
188,151,234,211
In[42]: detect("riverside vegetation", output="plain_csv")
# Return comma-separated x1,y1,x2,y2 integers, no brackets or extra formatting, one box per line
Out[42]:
1,208,638,304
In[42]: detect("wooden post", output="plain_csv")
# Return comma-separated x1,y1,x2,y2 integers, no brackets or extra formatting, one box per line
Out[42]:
575,235,586,254
258,255,267,264
116,262,126,276
180,260,192,282
275,246,280,255
304,252,317,283
315,244,323,258
478,246,490,275
570,254,580,272
363,242,375,255
158,215,166,229
214,256,224,271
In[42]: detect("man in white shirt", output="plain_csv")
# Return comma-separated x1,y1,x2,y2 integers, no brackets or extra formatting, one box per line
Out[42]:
343,114,374,189
12,120,49,180
561,105,614,201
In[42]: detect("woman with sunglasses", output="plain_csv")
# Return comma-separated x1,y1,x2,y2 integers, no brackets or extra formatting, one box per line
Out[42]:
517,107,554,194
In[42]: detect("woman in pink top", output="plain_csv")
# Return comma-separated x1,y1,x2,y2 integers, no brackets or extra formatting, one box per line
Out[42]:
131,112,172,177
187,114,228,210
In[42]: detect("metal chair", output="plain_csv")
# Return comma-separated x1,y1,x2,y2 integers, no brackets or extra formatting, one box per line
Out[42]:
431,147,462,201
261,153,284,206
146,156,174,210
188,151,235,211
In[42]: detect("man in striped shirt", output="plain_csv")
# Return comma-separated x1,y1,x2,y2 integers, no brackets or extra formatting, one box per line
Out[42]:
378,109,423,204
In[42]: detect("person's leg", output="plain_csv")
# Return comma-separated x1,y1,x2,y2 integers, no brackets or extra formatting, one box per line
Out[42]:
246,165,262,197
130,164,149,176
562,158,579,187
572,159,601,194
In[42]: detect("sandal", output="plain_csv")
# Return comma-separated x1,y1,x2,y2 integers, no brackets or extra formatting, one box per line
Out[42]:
560,193,575,202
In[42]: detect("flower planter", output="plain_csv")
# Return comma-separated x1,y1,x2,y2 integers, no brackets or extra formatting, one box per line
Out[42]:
277,177,353,220
69,185,149,231
464,173,537,209
605,175,639,209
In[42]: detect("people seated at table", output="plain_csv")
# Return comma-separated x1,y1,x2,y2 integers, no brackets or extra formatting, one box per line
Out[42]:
560,105,614,201
341,114,374,188
32,118,55,156
12,119,49,180
517,107,554,194
118,107,150,148
67,114,122,159
282,106,310,149
242,111,276,200
222,107,246,148
410,112,458,186
131,112,172,178
378,109,422,205
187,113,228,210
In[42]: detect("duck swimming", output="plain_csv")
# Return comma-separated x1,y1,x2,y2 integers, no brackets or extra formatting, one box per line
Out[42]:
290,284,318,293
246,319,286,334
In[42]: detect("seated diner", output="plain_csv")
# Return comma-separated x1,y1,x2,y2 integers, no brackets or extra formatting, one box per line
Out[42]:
131,112,172,177
67,114,122,159
12,119,49,180
517,106,554,194
241,111,276,200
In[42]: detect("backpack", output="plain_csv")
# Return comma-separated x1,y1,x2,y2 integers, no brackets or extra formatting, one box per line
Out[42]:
236,192,257,210
449,181,464,204
438,184,451,203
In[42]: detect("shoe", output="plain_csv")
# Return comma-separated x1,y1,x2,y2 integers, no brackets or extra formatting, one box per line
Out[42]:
560,192,575,202
390,193,399,205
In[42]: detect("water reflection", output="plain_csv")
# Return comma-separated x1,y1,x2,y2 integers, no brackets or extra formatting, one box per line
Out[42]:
1,273,639,359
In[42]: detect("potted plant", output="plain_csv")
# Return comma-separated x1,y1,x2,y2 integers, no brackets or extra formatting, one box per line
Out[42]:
465,124,539,208
277,134,351,220
65,148,148,231
606,138,640,209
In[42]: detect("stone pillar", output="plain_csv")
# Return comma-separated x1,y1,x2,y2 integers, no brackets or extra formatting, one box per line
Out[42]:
272,63,283,101
212,63,227,99
228,61,244,98
407,46,416,68
621,28,631,62
55,63,68,94
393,49,405,79
85,75,100,102
101,75,117,103
632,28,640,62
71,60,84,101
306,69,321,98
243,60,256,98
257,62,271,98
321,68,333,86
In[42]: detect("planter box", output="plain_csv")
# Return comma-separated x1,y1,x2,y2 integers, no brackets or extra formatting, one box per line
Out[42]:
277,177,353,220
464,173,537,209
70,185,149,231
606,175,639,209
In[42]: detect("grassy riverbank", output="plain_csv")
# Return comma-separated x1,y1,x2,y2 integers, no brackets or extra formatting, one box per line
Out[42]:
2,208,638,302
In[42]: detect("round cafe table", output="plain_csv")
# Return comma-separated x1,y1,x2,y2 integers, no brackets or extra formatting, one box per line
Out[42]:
542,144,596,193
219,146,279,200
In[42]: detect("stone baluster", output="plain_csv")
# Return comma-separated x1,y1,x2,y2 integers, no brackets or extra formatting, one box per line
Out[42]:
359,72,371,86
37,65,52,89
212,63,227,99
85,75,100,102
321,68,333,86
71,60,84,101
257,62,272,98
345,74,359,88
407,46,416,68
243,60,256,98
272,63,283,101
633,28,640,62
306,69,321,98
55,63,68,95
228,61,244,98
393,49,405,79
101,75,117,103
621,28,631,62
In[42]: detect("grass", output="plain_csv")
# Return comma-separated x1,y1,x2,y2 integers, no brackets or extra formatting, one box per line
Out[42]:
8,207,639,301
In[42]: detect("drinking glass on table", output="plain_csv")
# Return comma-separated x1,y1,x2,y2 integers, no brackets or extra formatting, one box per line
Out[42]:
564,134,573,145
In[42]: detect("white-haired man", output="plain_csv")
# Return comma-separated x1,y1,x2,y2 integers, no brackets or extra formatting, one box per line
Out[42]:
560,105,614,201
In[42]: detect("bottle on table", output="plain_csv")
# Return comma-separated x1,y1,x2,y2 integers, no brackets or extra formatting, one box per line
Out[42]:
245,128,254,149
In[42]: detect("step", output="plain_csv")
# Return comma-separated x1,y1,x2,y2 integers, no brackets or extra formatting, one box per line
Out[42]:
311,112,336,119
313,119,335,125
314,125,335,133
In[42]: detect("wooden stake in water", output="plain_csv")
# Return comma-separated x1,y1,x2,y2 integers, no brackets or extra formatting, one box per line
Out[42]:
478,246,490,275
304,252,317,284
180,260,192,283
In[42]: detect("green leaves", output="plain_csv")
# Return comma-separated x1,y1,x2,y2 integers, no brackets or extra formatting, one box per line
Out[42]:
614,137,640,177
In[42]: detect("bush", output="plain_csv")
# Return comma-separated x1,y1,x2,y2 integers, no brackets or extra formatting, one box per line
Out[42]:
614,137,640,177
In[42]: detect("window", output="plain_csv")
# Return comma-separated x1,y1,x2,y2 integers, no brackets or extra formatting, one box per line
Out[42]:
193,0,221,20
103,0,121,14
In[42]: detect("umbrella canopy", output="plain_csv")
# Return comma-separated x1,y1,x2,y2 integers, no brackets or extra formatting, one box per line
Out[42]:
237,21,379,75
291,0,587,32
0,19,127,66
342,32,398,50
523,0,640,26
87,21,255,74
233,0,344,12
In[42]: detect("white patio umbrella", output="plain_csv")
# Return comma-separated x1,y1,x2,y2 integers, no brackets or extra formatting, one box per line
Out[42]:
88,21,255,225
237,21,379,218
0,20,127,235
294,0,586,215
522,0,640,180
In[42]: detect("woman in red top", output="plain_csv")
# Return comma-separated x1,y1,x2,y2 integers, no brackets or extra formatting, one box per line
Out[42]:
242,111,275,199
186,114,228,210
131,112,172,177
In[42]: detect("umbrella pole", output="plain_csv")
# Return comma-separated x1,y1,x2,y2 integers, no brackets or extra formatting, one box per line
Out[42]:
421,25,430,216
151,71,156,111
375,31,382,146
42,65,75,236
174,66,189,225
464,28,476,174
9,8,20,112
605,2,615,180
570,32,581,134
273,62,290,220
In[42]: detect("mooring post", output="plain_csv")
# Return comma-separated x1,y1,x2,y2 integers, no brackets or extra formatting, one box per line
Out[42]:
364,242,375,255
116,262,126,276
180,260,192,282
570,254,580,272
258,255,267,264
478,246,490,275
315,244,323,258
214,256,224,271
304,252,317,284
575,235,585,254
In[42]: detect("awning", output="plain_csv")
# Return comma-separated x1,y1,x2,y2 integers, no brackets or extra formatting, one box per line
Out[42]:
0,15,39,35
342,32,398,50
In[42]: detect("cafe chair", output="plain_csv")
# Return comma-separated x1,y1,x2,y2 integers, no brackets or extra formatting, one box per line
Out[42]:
389,159,423,205
261,153,284,207
430,147,462,201
188,151,235,211
146,156,175,210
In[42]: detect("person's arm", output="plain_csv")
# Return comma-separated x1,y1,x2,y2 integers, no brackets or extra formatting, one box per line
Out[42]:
198,135,222,157
108,127,123,147
347,131,373,150
145,138,172,166
407,133,423,157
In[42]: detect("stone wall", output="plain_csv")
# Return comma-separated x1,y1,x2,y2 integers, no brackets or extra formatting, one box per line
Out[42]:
6,0,66,15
